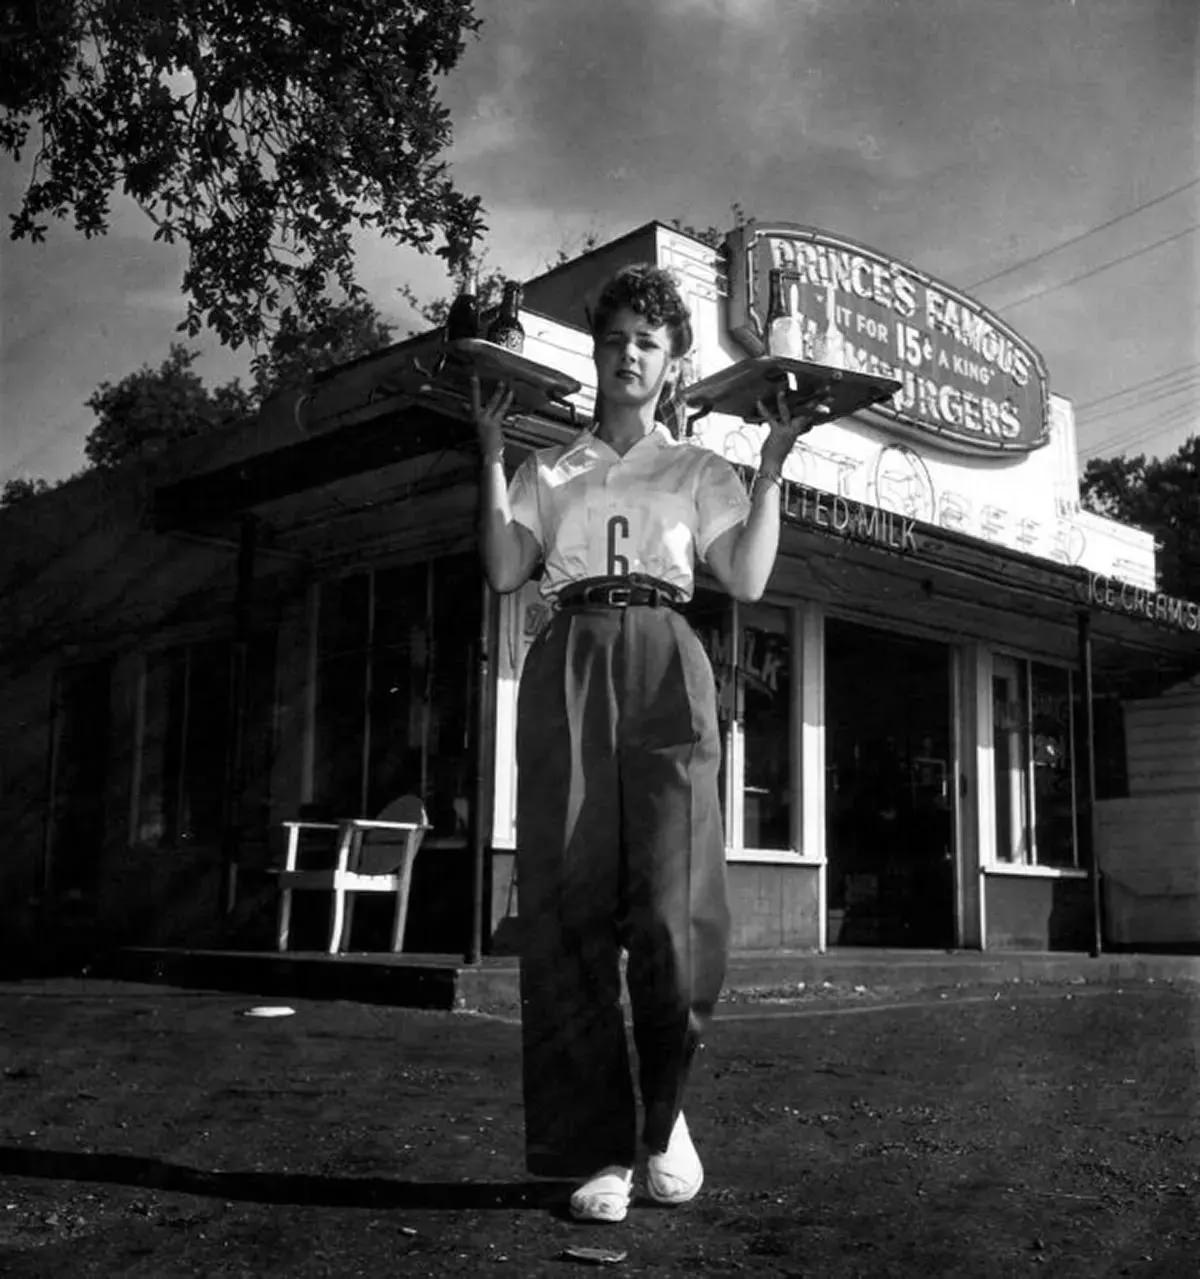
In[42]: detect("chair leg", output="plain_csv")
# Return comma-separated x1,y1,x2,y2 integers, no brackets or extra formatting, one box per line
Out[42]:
390,858,416,953
342,894,357,952
277,889,293,952
328,887,347,955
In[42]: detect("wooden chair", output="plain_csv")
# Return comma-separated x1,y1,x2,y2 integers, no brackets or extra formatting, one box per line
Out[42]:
276,795,430,954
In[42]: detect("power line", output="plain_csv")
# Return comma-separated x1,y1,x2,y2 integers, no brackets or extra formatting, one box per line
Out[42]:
996,224,1199,311
1080,409,1199,460
1084,398,1200,444
967,178,1200,291
1079,400,1199,453
1077,374,1200,425
1072,361,1200,412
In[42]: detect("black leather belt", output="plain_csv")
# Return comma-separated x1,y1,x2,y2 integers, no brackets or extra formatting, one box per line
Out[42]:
556,575,683,610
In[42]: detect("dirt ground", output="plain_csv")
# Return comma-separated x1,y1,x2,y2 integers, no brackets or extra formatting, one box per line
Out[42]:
1,975,1197,1277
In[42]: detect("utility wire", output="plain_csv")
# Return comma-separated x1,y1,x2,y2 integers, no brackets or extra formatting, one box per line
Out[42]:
1081,411,1199,460
1072,361,1200,412
1077,374,1200,425
967,178,1200,290
1079,404,1198,456
996,225,1199,311
1083,397,1199,444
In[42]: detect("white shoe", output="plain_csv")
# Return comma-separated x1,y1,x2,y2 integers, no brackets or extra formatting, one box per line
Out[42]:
646,1112,703,1205
569,1165,633,1223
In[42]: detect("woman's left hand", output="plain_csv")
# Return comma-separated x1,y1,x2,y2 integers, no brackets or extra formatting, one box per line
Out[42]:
755,388,820,470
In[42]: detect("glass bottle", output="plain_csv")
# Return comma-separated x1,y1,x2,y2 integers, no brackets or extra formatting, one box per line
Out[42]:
814,284,848,369
486,280,525,353
765,268,804,359
445,265,480,343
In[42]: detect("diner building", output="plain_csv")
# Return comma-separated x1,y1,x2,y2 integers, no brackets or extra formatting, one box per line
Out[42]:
2,219,1196,961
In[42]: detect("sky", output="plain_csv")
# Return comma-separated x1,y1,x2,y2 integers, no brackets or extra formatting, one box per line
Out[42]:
1,0,1197,487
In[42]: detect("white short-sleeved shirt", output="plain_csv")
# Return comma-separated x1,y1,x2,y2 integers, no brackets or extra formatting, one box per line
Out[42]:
508,425,751,601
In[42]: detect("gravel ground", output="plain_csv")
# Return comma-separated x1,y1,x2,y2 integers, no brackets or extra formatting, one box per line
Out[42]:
1,976,1197,1277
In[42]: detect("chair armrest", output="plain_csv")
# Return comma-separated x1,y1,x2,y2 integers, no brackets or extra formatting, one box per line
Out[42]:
281,820,339,871
343,819,431,832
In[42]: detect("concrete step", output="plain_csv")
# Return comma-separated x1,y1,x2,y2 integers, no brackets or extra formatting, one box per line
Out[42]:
89,944,1200,1013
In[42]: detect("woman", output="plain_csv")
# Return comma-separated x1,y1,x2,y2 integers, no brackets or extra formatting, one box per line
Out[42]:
473,264,807,1224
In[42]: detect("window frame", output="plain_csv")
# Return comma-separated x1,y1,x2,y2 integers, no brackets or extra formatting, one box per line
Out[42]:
988,651,1082,872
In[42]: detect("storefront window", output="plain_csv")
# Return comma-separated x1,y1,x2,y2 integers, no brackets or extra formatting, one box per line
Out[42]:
139,640,231,846
313,574,370,815
992,655,1077,868
740,602,792,850
313,555,480,838
50,659,112,888
687,593,793,852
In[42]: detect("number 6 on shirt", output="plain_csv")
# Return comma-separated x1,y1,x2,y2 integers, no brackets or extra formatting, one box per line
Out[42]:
606,515,630,577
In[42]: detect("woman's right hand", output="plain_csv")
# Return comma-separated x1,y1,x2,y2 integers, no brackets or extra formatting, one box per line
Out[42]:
471,374,516,461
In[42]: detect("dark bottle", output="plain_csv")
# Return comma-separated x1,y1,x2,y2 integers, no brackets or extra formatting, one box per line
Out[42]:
445,266,480,342
486,280,525,353
765,266,804,359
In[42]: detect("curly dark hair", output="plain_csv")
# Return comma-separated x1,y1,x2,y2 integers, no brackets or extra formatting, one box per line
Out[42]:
590,264,693,356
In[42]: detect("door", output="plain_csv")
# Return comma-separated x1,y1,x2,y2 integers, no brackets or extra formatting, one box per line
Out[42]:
825,619,956,947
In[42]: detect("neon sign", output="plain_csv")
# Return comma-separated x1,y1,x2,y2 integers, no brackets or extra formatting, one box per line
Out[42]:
725,222,1051,457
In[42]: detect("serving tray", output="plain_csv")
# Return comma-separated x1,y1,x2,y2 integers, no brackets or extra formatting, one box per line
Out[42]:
681,357,901,425
439,338,582,412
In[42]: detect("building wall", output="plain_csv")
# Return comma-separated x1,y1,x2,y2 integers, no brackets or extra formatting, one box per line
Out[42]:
984,872,1094,951
1096,683,1200,949
728,863,820,950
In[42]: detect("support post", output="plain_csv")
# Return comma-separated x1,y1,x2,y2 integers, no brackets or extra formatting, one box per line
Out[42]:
220,514,258,918
1077,609,1102,957
466,579,497,965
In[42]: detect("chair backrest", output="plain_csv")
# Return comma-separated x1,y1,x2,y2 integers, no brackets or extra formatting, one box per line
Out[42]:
355,794,430,875
375,794,429,827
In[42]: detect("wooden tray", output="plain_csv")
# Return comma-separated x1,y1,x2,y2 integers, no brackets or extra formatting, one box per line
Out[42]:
682,357,901,425
439,338,582,412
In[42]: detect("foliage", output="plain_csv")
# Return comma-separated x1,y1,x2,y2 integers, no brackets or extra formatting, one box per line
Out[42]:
249,295,395,396
400,260,508,332
1,0,487,349
79,295,399,469
0,475,53,507
670,202,747,251
1081,436,1200,599
82,343,253,469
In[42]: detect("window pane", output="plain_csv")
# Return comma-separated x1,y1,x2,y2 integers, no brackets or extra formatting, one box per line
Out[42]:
740,604,791,849
368,563,428,816
314,574,370,814
50,660,112,890
426,553,481,837
1031,662,1075,867
992,664,1029,863
180,639,231,844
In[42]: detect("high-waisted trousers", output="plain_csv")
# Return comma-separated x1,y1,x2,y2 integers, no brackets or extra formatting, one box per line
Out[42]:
515,601,730,1178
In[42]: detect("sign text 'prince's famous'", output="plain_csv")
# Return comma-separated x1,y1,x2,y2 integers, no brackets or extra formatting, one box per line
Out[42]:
725,223,1050,457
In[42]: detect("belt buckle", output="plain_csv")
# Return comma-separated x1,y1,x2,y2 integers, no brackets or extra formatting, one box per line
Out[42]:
607,585,632,607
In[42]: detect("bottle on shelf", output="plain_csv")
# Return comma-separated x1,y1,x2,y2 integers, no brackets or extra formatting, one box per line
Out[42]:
486,279,525,354
445,265,481,343
765,268,805,360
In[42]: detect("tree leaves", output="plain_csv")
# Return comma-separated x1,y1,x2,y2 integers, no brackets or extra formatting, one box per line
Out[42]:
2,0,487,350
1081,437,1200,600
75,296,397,471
